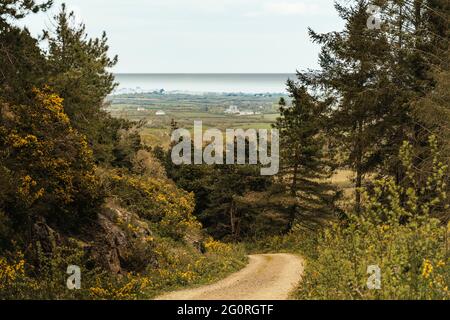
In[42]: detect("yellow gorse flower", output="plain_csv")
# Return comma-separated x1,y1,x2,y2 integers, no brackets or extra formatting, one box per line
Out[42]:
436,260,445,268
0,255,26,289
421,259,433,279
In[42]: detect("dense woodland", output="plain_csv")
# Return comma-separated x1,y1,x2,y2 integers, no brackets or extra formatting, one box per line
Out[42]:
0,0,449,299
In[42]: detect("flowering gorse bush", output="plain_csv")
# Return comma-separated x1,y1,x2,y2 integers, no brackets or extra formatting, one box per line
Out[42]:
0,252,32,299
296,138,449,300
88,273,152,300
0,246,106,300
102,169,200,240
0,238,247,300
297,215,448,299
0,87,103,229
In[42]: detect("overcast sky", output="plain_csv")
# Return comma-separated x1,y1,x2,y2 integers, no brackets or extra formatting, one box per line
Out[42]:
22,0,344,73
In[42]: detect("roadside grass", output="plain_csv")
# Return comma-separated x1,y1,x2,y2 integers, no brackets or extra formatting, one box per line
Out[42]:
144,239,248,299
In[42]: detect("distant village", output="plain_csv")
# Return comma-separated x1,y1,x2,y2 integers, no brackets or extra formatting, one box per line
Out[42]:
136,108,166,115
224,105,262,116
135,105,264,116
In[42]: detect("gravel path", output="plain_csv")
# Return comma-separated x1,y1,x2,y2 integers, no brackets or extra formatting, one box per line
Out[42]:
155,253,304,300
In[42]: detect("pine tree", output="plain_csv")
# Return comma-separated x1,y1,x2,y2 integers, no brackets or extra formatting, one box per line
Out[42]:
413,58,450,158
296,0,448,212
273,80,339,228
297,1,395,212
0,0,52,23
159,129,275,240
45,4,121,163
412,52,450,220
200,161,272,240
380,0,449,180
0,1,51,105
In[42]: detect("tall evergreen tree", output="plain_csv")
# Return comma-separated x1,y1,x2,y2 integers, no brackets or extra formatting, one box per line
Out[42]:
0,0,52,23
381,0,449,180
45,4,123,163
273,80,339,227
0,0,51,104
412,52,450,220
297,0,448,212
298,1,394,212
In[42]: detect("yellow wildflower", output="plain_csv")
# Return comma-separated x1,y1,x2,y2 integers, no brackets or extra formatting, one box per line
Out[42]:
421,259,433,279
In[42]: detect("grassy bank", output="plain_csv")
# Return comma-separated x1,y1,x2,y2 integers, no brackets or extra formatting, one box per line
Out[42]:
143,238,248,299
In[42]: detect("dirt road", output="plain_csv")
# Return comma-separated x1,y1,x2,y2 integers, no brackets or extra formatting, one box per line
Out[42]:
156,253,304,300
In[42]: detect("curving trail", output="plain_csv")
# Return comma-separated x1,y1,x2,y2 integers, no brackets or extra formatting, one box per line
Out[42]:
155,253,304,300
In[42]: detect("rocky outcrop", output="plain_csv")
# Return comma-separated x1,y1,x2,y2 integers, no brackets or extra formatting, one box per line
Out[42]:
92,212,128,274
28,203,167,274
32,217,62,254
90,204,155,274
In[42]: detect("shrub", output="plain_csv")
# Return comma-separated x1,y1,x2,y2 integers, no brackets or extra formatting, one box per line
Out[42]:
101,169,200,240
0,252,30,299
0,245,104,300
0,87,103,233
296,139,449,300
88,273,152,300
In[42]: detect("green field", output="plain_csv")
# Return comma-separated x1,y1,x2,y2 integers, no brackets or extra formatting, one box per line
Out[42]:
107,92,285,148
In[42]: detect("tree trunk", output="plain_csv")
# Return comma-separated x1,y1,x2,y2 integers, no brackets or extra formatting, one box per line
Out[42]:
229,200,239,241
355,121,363,214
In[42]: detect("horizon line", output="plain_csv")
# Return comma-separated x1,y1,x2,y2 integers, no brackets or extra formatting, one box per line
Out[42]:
113,72,297,75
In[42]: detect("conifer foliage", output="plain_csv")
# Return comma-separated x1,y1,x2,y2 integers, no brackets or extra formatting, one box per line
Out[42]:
273,80,339,227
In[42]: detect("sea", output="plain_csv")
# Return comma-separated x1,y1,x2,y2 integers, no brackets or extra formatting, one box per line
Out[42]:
114,73,296,95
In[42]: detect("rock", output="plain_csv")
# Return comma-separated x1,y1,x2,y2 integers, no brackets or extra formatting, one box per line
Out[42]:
32,217,61,254
104,205,153,239
92,212,128,274
90,205,155,274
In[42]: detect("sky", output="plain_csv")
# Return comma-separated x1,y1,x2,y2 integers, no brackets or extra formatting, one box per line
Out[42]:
21,0,344,73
